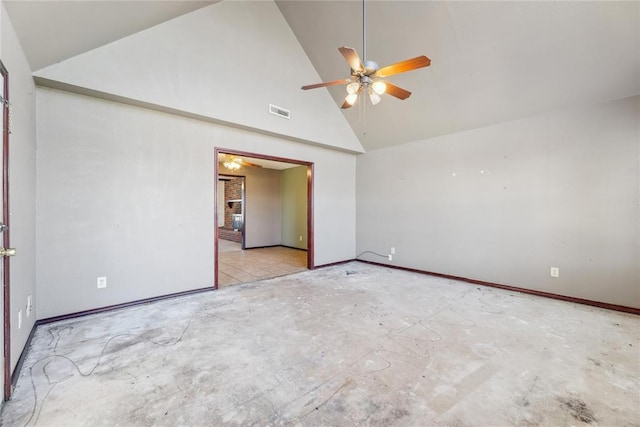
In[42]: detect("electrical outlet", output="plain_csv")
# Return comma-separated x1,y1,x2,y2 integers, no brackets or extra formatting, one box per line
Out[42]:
97,276,107,289
390,247,396,255
18,310,22,329
299,235,303,242
388,254,393,261
550,267,560,278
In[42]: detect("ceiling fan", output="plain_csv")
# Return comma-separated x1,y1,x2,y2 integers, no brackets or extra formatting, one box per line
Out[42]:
301,1,431,109
220,154,262,171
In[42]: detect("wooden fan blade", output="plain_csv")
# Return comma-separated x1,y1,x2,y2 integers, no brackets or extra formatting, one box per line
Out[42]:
375,56,431,78
341,100,354,109
339,47,365,73
384,82,412,100
240,160,263,168
301,79,350,90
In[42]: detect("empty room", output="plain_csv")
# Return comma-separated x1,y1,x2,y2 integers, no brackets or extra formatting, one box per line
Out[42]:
0,0,638,425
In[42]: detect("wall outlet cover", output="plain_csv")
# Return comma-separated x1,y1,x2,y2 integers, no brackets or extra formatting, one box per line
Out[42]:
97,276,107,289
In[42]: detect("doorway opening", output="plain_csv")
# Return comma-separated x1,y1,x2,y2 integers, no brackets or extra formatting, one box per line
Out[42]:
218,174,246,249
214,148,314,289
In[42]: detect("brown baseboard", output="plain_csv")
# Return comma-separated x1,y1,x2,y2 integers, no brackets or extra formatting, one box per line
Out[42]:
243,244,280,250
11,322,38,389
13,259,636,391
12,286,215,392
357,260,640,315
243,244,307,252
313,259,355,269
281,245,308,252
37,286,215,325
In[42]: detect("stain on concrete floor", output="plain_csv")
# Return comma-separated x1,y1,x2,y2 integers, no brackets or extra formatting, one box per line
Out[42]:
1,262,638,426
558,396,597,424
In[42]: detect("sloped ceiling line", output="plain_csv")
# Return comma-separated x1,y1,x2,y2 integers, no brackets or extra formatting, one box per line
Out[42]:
26,1,365,154
5,0,639,151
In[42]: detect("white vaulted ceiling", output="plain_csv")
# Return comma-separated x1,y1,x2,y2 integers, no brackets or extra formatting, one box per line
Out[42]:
3,0,639,151
276,1,639,149
2,0,217,71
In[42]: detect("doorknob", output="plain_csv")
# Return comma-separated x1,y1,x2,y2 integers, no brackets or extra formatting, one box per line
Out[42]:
0,248,15,257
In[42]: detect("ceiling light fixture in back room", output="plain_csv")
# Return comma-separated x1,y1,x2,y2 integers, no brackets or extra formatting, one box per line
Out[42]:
301,0,431,109
221,154,264,171
223,159,242,171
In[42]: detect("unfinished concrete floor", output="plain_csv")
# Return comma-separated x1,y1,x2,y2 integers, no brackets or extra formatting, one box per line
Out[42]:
2,262,638,426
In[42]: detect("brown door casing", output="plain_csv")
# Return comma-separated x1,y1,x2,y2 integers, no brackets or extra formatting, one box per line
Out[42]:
214,148,314,289
1,60,11,401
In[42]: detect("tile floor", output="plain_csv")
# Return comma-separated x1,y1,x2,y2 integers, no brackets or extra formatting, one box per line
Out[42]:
218,239,307,287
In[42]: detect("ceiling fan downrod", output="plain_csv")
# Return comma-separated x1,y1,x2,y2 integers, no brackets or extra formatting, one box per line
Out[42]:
362,0,366,62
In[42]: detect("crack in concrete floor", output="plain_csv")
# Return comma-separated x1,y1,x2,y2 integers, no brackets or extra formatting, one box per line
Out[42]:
2,262,638,426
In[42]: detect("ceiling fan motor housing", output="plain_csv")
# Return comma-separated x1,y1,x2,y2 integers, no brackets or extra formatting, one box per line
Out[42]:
364,60,378,75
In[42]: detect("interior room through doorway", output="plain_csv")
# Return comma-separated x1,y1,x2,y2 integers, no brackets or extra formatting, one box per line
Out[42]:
215,149,313,288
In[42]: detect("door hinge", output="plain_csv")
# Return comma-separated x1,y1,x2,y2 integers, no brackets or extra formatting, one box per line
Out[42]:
1,95,12,134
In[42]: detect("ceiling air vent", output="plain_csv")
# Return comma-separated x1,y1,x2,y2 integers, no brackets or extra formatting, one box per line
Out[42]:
269,104,290,119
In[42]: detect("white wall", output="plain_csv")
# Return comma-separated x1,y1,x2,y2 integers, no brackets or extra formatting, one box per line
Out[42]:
281,166,308,249
219,165,283,248
37,87,356,319
31,0,358,319
220,164,308,250
1,2,37,379
357,96,640,308
244,168,281,248
33,1,363,154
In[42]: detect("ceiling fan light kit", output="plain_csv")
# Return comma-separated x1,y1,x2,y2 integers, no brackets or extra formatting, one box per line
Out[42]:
301,0,430,109
346,82,360,94
345,93,359,106
369,90,381,106
223,159,242,171
221,155,264,171
371,81,386,95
